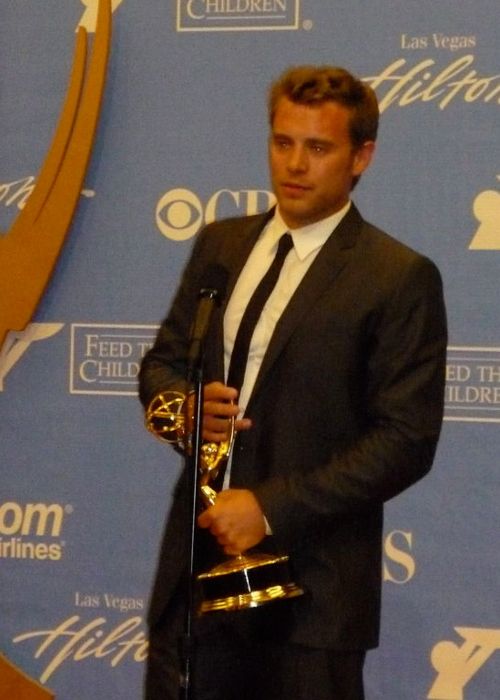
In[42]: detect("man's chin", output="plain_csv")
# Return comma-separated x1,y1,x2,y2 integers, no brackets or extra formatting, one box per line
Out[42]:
278,204,313,229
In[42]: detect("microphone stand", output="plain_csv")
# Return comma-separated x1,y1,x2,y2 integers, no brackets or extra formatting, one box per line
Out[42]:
177,280,226,698
179,355,204,700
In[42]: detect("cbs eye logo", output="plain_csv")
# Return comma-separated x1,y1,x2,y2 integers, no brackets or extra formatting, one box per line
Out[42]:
155,187,275,241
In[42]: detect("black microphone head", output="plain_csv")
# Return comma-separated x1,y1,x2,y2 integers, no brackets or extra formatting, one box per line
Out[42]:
199,264,229,304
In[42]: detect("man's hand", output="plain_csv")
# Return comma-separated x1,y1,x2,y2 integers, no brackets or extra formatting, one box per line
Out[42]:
197,489,267,555
188,381,252,443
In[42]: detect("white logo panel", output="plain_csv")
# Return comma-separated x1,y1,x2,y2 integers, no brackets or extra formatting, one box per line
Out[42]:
445,346,500,423
176,0,300,32
70,324,157,395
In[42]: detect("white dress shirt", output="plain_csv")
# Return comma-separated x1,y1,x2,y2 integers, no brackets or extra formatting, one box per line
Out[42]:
221,201,351,490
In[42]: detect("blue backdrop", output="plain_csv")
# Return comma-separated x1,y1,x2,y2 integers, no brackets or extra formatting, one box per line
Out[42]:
1,1,499,698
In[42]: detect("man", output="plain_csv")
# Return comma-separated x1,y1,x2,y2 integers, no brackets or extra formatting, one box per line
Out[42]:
139,65,447,699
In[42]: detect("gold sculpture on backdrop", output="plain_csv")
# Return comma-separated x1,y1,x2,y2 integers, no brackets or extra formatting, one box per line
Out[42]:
0,652,55,699
0,0,112,349
146,390,304,613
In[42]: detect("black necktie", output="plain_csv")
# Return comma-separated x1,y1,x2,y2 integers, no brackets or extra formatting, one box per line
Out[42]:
227,232,293,392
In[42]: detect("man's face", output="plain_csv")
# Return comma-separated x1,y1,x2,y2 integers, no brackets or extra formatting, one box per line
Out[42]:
269,97,375,229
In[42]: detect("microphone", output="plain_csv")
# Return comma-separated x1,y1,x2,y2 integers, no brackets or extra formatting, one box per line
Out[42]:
187,264,229,373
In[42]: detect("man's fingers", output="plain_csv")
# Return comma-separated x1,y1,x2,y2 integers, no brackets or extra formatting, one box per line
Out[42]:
203,382,238,402
235,418,252,432
204,400,239,418
203,429,231,442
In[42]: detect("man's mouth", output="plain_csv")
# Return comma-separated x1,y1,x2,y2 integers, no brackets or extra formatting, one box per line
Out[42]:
281,182,310,194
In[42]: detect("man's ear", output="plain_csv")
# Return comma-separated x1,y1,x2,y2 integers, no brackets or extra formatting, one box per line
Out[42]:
353,141,376,177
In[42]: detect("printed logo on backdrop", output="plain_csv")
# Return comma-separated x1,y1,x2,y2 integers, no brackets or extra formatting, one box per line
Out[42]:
70,324,156,395
428,627,500,699
176,0,300,31
382,529,416,585
469,176,500,250
364,27,500,113
0,501,71,562
364,54,500,113
156,187,276,241
0,177,96,223
445,346,500,422
13,593,147,683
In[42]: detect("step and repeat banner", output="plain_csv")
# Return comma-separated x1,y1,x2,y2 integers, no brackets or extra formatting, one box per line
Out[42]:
1,1,499,698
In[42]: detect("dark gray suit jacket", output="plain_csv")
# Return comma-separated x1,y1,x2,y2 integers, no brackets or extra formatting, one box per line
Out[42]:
139,204,447,650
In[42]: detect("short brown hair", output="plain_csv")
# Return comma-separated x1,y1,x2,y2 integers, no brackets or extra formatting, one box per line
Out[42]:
268,65,379,148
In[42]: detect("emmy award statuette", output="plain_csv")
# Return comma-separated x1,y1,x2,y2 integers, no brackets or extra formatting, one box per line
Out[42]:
146,390,304,613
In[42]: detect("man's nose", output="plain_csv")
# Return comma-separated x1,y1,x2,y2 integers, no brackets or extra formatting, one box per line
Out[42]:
287,146,308,172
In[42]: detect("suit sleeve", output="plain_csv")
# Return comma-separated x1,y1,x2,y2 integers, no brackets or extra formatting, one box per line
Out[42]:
254,254,448,548
138,226,214,408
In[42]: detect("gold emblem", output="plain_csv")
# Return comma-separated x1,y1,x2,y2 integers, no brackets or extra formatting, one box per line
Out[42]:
0,0,112,348
0,651,55,698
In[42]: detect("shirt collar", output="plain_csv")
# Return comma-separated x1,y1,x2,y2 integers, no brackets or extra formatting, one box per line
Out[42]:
270,201,352,261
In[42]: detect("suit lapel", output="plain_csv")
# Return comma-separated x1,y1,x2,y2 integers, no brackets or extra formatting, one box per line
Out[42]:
247,205,364,407
224,212,274,303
